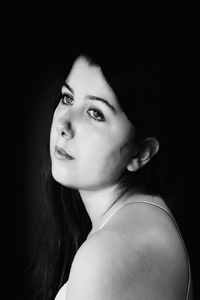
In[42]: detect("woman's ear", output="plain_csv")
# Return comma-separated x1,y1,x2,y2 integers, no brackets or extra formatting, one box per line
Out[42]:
127,137,159,172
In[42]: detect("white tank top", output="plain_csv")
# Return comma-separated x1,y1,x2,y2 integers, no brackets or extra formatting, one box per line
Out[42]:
54,200,193,300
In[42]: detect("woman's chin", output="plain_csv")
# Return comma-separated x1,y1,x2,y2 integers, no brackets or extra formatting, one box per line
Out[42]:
51,167,67,185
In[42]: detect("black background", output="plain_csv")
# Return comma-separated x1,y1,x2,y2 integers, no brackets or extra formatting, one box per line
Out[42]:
4,13,198,299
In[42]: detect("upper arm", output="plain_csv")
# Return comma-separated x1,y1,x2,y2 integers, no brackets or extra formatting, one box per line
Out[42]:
66,230,188,300
66,231,135,300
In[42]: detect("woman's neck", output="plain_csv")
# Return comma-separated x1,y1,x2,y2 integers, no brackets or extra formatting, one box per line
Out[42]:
79,184,124,232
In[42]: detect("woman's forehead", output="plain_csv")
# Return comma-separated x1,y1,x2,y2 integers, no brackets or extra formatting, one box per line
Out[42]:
66,56,118,102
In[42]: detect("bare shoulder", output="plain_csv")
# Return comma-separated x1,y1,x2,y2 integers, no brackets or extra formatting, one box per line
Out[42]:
66,199,189,300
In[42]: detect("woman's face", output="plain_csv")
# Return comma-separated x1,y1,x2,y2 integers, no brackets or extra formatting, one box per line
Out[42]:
50,56,136,191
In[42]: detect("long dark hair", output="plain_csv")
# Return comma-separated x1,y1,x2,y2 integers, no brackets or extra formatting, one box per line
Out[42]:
27,48,176,299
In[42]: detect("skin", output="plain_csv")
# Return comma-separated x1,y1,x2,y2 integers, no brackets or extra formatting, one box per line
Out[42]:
66,206,189,299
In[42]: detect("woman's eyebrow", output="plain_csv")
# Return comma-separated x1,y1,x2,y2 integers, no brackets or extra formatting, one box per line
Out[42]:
63,82,117,115
63,82,74,94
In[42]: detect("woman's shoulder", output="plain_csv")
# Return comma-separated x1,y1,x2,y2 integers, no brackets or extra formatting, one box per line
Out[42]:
68,195,189,299
85,194,188,267
89,194,181,245
69,198,188,299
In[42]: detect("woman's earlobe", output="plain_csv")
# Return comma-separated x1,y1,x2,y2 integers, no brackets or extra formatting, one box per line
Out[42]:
127,159,140,172
126,137,159,172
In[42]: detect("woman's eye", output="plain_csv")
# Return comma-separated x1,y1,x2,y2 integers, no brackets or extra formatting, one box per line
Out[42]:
87,109,105,122
60,94,74,105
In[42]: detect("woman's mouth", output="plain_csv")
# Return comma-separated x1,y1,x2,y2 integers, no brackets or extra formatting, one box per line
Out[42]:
54,146,74,160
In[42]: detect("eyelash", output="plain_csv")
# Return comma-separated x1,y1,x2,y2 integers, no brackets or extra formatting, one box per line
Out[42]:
60,94,105,122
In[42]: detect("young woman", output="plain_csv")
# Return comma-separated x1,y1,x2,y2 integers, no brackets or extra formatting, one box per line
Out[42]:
29,49,193,299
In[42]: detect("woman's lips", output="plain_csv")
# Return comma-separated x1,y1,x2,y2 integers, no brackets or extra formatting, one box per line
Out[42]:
54,145,74,160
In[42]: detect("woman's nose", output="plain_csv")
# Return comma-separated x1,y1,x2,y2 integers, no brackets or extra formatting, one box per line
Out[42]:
56,116,74,139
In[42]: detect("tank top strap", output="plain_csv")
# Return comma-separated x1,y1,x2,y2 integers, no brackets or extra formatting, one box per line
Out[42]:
98,200,171,230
